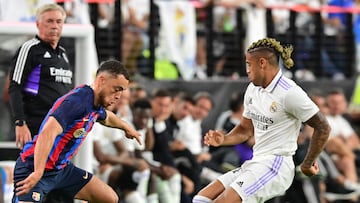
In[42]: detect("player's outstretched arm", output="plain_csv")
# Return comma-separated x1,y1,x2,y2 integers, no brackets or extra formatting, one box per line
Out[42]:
301,112,330,176
101,110,142,145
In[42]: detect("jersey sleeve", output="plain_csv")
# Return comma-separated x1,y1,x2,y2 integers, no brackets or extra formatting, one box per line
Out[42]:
284,86,319,122
242,83,253,119
97,106,107,121
8,46,34,120
51,97,87,130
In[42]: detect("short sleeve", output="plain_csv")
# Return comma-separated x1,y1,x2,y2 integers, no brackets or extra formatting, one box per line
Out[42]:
284,86,319,122
97,106,107,121
242,84,252,119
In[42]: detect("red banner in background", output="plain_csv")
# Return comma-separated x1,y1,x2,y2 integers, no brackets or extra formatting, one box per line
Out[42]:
189,0,360,14
53,0,360,13
55,0,115,3
268,5,360,13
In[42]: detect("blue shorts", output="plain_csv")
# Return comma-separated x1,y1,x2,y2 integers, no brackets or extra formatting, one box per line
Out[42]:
12,157,93,202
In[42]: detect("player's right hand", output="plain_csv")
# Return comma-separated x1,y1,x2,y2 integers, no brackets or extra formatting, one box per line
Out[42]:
300,161,319,177
159,165,178,180
125,127,142,145
204,130,224,147
15,171,42,196
15,125,32,150
134,159,149,171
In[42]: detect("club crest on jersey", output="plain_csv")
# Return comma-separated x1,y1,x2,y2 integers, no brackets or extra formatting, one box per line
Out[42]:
73,128,86,138
270,101,277,113
32,192,41,201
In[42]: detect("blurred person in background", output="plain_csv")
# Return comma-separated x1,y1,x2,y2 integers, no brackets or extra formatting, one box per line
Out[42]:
212,90,254,170
0,0,54,141
91,120,150,203
193,0,264,79
321,0,351,80
326,88,360,151
149,88,182,203
168,91,202,200
8,3,74,150
176,91,224,186
122,0,150,76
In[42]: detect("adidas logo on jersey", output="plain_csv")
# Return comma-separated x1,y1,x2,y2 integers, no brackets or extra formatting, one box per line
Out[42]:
43,51,51,58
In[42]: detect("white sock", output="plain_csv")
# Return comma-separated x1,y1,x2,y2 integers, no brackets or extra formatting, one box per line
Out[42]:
133,169,151,197
125,191,146,203
168,173,181,203
146,193,159,203
193,195,212,203
344,179,360,191
155,176,173,203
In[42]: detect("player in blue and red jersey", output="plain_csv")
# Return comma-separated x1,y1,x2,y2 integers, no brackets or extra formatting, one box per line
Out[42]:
12,59,141,203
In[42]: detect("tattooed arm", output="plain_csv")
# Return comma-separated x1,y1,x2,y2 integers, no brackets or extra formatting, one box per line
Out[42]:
300,112,330,176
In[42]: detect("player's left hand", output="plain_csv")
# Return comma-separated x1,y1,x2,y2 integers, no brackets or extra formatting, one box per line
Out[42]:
300,161,319,177
15,172,42,196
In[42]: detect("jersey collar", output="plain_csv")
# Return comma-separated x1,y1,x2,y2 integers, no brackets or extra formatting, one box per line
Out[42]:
263,69,282,93
36,35,60,51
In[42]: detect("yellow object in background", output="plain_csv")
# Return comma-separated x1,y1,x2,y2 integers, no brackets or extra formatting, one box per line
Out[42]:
155,60,179,80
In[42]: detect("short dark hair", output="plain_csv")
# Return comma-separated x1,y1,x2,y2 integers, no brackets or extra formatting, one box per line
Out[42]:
229,91,244,112
151,88,172,98
327,87,345,96
193,91,215,108
96,59,130,80
133,99,152,109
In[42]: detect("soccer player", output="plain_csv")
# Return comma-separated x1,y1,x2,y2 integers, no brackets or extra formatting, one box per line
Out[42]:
192,38,330,203
12,59,141,203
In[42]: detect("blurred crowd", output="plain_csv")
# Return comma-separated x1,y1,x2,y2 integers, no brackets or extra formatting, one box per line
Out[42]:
1,0,360,81
2,0,360,203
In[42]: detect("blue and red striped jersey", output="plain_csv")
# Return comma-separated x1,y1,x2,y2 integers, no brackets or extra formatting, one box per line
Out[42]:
20,84,107,171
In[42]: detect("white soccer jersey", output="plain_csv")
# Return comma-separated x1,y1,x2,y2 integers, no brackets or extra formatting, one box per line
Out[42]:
177,115,203,155
91,123,124,155
90,122,124,170
326,114,355,138
243,70,319,157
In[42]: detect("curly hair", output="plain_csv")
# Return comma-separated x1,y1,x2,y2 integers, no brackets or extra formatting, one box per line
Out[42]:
247,38,294,69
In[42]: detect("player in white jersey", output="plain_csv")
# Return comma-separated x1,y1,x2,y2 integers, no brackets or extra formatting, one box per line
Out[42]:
192,38,330,203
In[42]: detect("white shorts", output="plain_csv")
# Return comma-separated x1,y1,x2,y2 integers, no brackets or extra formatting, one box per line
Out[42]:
217,155,294,203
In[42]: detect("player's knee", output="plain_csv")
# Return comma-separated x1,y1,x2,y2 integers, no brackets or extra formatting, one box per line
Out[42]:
111,190,119,203
99,187,118,203
106,193,119,203
113,196,119,203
